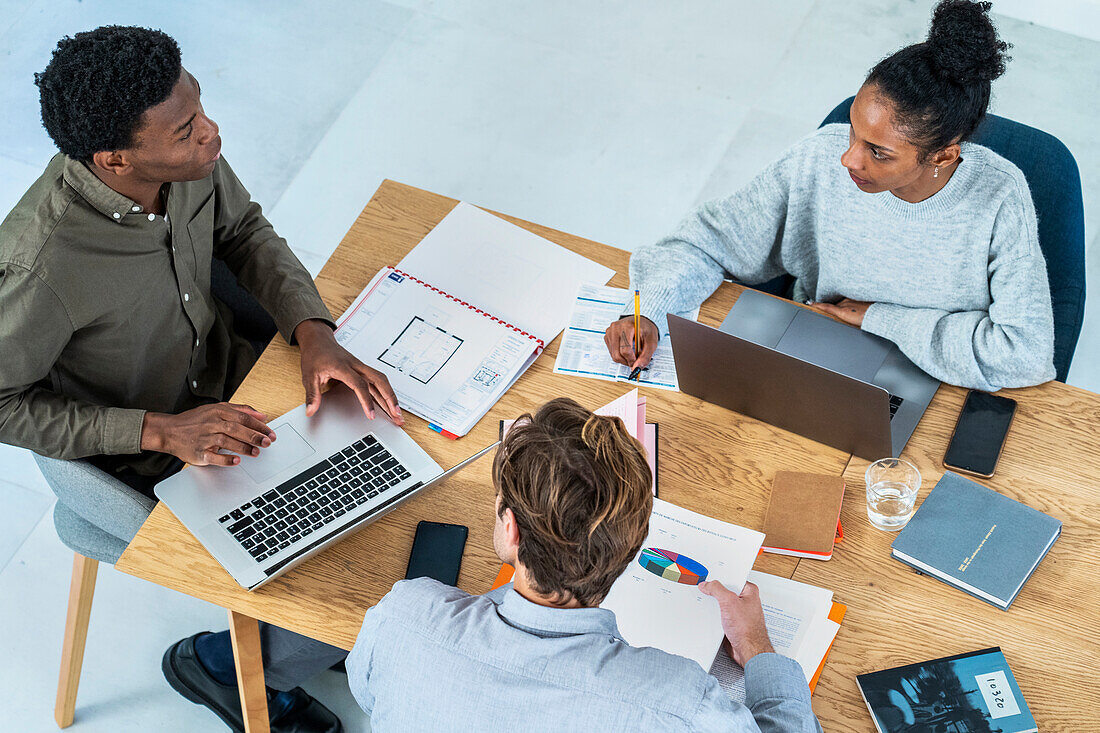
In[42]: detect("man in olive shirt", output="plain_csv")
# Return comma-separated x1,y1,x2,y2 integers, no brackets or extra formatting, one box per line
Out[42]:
0,27,395,732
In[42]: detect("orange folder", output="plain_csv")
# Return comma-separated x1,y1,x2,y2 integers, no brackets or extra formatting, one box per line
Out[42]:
490,563,515,591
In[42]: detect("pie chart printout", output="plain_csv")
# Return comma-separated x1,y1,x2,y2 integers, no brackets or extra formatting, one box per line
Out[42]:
638,547,708,585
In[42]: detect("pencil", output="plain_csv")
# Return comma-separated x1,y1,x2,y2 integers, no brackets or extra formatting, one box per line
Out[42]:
633,289,640,357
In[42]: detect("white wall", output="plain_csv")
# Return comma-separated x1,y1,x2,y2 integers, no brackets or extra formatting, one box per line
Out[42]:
995,0,1100,43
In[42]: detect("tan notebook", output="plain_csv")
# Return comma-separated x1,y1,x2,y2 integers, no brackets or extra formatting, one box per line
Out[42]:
761,472,845,560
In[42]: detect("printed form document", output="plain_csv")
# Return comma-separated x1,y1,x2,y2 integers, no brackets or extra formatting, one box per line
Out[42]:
554,284,696,391
335,203,612,437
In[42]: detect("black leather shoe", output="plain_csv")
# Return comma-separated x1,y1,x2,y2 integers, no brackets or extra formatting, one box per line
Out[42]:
162,632,342,733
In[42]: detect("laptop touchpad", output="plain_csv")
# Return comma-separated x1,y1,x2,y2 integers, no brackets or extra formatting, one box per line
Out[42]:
774,310,890,382
240,424,316,484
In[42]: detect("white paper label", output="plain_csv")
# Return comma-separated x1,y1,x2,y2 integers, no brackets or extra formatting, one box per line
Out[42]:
975,670,1021,719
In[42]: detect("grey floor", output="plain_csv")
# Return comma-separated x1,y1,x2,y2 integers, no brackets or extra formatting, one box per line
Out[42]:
1,1,1097,731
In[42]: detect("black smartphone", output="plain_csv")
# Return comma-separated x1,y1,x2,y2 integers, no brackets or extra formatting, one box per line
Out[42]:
405,521,469,586
942,390,1018,478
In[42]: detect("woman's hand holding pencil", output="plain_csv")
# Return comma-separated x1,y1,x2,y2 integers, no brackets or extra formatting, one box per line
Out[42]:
604,313,660,371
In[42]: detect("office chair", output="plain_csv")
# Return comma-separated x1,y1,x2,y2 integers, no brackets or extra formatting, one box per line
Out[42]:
36,257,278,727
819,96,1086,382
35,453,154,727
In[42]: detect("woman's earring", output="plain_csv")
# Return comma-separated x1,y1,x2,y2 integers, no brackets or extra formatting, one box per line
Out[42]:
933,166,939,179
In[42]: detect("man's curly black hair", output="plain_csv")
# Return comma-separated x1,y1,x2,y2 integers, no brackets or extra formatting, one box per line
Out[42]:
35,26,182,162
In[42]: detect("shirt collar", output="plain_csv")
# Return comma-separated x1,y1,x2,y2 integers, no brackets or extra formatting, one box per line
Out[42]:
61,154,142,223
495,584,624,641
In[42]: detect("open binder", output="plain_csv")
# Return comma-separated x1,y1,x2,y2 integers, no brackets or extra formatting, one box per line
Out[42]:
333,202,614,437
336,266,543,437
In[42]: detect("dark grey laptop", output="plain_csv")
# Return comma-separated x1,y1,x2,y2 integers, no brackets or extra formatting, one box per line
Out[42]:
668,290,939,460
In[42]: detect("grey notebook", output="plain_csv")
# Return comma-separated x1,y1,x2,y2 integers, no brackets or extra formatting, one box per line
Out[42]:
891,471,1061,610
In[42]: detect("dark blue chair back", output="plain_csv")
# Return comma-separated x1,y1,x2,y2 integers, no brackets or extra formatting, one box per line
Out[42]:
820,96,1085,382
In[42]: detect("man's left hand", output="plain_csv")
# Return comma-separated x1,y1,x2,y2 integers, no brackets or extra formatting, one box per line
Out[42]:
294,319,403,424
808,298,873,327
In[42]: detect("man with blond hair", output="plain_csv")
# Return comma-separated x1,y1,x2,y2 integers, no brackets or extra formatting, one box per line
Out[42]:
346,397,822,731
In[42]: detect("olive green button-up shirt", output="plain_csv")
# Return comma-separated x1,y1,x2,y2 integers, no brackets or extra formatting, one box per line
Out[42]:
0,153,332,476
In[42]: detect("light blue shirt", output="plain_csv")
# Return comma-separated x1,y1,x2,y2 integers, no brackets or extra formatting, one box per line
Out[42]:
347,578,822,732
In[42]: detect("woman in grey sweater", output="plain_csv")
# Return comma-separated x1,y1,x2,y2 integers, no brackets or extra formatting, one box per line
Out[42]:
606,0,1055,392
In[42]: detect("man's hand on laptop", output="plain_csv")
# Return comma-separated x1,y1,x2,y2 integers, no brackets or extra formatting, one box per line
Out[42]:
604,315,659,369
294,319,404,425
141,404,277,466
699,580,776,666
807,298,872,327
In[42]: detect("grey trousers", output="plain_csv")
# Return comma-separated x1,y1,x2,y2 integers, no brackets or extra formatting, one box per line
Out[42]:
252,624,347,691
49,456,347,692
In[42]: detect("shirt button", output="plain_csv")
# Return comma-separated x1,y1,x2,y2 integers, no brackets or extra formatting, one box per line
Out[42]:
112,212,120,219
195,338,200,347
192,380,198,389
131,205,140,212
148,213,155,221
183,293,190,302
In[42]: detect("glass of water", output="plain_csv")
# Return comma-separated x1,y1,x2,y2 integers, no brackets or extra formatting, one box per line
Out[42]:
865,458,921,530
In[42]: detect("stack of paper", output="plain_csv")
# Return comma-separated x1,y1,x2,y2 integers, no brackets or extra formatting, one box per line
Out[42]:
490,511,842,696
554,284,694,391
708,571,844,702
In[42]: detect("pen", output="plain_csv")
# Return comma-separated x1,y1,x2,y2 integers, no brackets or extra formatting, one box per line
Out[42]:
627,366,643,381
633,289,640,357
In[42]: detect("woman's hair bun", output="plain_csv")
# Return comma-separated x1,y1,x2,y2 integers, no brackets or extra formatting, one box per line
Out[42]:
927,0,1010,85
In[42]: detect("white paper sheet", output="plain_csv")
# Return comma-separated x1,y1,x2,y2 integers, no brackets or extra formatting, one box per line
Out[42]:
396,202,614,345
707,571,840,703
794,617,841,682
600,499,765,672
553,284,692,391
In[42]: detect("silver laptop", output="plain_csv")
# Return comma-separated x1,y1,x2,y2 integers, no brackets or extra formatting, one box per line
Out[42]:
156,384,497,590
668,289,939,460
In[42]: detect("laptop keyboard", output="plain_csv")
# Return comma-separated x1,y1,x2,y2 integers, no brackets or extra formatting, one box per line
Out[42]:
218,435,411,563
889,394,904,419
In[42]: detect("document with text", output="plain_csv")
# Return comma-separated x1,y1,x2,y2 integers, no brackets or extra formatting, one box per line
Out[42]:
600,499,765,672
708,571,842,703
553,284,695,391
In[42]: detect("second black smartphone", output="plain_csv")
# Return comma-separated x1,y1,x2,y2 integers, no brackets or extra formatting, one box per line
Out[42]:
405,520,469,586
943,390,1017,478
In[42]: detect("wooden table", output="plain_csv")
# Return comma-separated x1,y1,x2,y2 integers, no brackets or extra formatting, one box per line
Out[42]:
796,381,1100,732
117,180,1100,731
117,180,849,731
